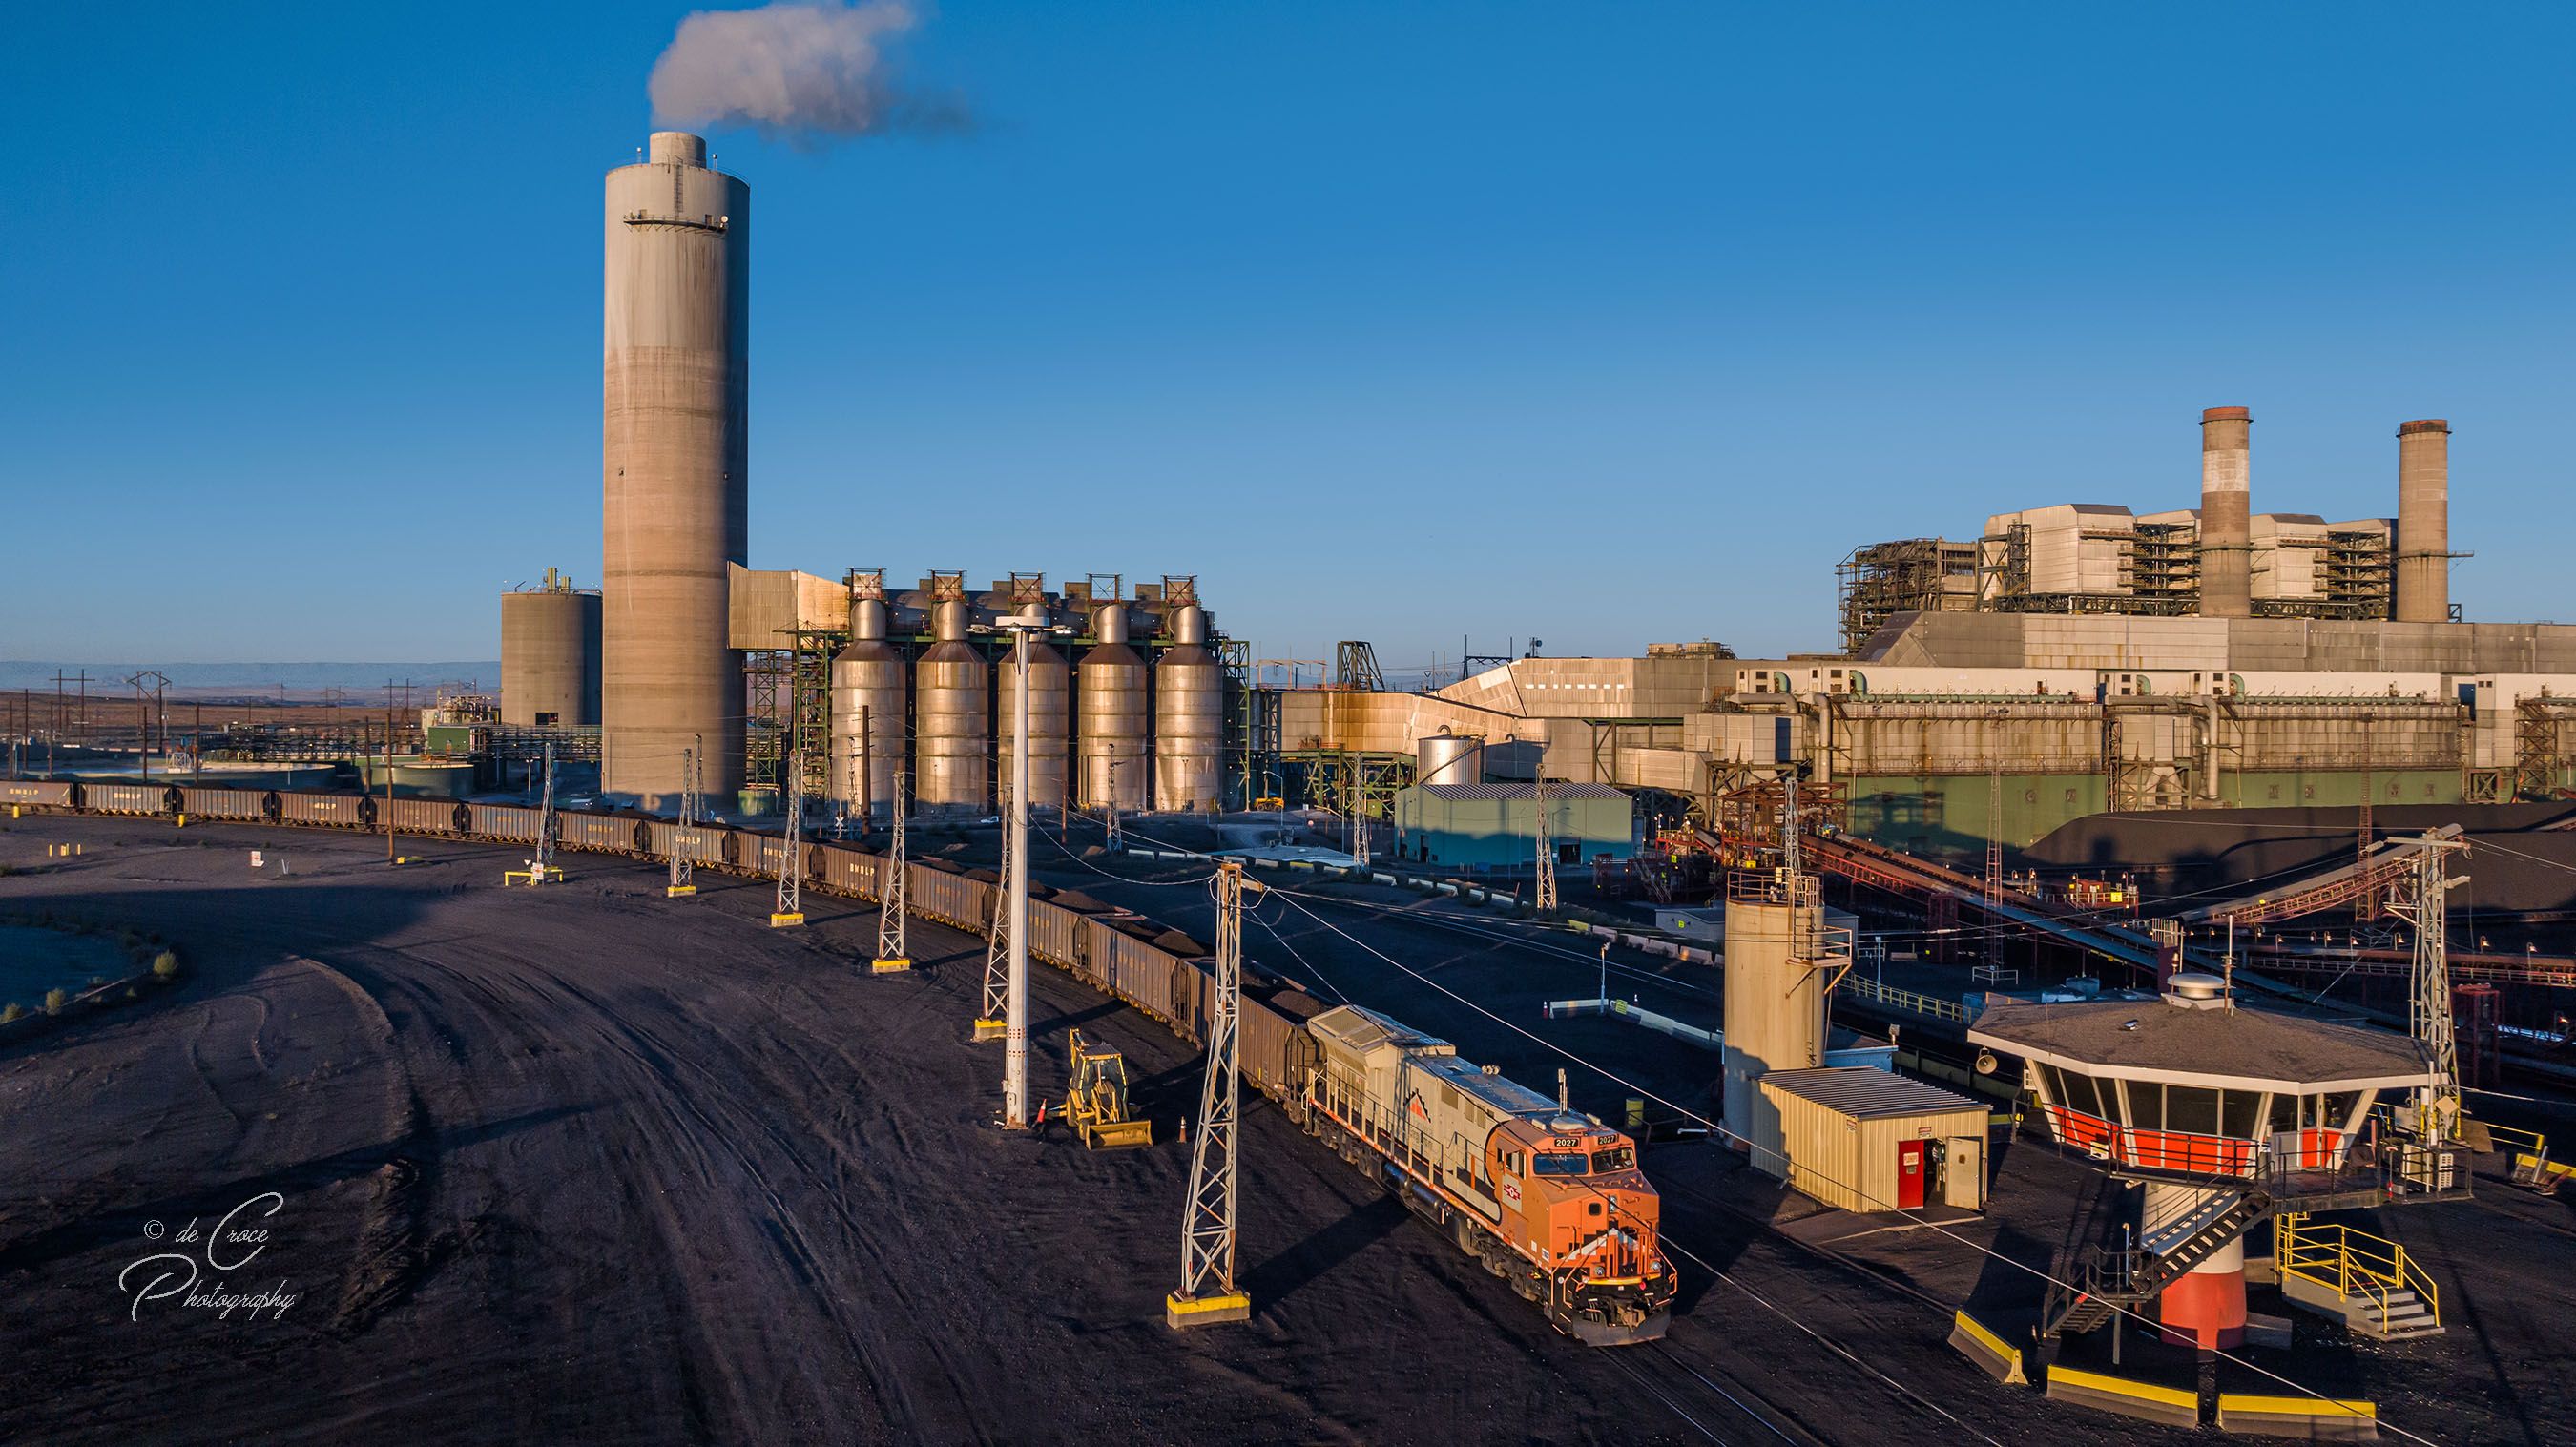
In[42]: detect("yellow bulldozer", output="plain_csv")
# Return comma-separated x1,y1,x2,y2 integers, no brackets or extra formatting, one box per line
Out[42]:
1064,1029,1153,1150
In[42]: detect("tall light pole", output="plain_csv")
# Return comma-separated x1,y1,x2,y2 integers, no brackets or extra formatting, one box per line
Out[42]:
987,605,1070,1128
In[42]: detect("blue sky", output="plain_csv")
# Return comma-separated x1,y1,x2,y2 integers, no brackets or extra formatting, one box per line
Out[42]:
7,3,2571,672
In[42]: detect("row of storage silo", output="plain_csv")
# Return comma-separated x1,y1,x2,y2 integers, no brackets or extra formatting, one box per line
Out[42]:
826,589,1223,817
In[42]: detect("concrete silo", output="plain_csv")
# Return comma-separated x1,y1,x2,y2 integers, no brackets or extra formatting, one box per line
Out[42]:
601,131,748,808
500,568,601,726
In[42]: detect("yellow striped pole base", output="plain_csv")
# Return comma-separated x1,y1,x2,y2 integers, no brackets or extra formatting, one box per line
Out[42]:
1165,1292,1251,1329
769,912,805,928
971,1018,1006,1041
665,884,696,898
870,957,912,974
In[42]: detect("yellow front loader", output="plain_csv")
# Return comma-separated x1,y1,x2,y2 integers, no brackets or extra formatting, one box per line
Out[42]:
1065,1029,1153,1150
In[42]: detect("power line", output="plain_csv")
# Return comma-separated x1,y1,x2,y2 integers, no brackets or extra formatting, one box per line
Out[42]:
1090,815,2433,1443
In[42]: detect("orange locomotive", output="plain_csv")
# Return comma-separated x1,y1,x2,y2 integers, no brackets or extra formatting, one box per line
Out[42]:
1300,1004,1675,1345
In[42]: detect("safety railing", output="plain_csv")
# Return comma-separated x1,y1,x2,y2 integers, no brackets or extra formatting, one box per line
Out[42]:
1835,975,1968,1022
2276,1215,2440,1334
2483,1122,2546,1159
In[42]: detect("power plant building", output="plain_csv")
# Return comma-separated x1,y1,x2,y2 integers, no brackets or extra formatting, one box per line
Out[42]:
1390,780,1633,869
1838,408,2440,647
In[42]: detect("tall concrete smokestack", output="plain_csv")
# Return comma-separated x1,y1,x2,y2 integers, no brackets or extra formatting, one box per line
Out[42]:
602,131,748,808
2395,419,2451,623
2197,406,2253,618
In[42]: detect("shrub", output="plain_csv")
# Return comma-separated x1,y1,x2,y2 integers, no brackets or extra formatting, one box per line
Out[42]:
0,1003,20,1023
152,951,179,980
43,988,68,1016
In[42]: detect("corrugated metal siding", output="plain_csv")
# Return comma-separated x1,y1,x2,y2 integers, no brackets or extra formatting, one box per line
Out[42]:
88,783,177,816
276,793,370,827
389,797,467,836
467,804,544,843
1762,1074,1986,1213
1028,899,1086,972
816,844,882,900
909,867,987,930
177,788,269,820
1,780,77,808
1762,1066,1984,1120
558,813,643,854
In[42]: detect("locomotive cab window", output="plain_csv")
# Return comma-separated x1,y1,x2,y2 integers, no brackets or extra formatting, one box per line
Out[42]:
1591,1147,1634,1173
1533,1151,1588,1176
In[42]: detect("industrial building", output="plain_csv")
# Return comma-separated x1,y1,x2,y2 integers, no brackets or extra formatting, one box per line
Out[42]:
1837,409,2451,649
1755,1067,1988,1213
1389,778,1632,870
500,133,1241,818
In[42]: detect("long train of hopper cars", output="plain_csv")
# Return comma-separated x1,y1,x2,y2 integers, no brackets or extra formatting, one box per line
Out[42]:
3,778,1681,1344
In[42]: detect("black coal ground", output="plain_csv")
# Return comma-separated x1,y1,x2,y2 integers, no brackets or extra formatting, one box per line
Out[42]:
0,817,2235,1444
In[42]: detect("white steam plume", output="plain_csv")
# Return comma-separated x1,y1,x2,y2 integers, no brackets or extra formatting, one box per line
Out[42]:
648,1,967,141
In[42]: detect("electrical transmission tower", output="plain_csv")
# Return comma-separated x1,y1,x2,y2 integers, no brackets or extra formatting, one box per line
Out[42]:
1533,775,1557,912
773,745,806,927
667,736,700,898
2388,831,2469,1146
975,782,1010,1041
871,767,911,973
1168,860,1257,1329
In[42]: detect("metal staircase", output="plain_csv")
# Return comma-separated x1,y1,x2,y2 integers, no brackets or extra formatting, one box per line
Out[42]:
2043,1186,2275,1339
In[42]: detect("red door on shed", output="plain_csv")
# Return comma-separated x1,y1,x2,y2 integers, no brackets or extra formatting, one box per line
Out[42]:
1896,1139,1927,1209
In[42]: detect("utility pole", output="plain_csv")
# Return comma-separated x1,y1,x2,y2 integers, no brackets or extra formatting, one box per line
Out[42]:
871,767,911,972
1533,775,1558,913
976,778,1011,1043
994,606,1049,1129
668,737,699,897
772,743,806,927
1169,859,1257,1329
383,708,399,864
533,742,558,882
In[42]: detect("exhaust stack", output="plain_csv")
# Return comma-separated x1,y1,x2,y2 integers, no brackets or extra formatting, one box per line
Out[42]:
2197,407,2252,618
2395,419,2451,623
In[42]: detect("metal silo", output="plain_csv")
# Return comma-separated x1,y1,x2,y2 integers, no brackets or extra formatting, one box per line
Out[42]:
1076,602,1149,812
1416,730,1485,787
997,619,1070,815
602,130,748,809
1153,603,1223,812
500,568,601,726
829,594,907,820
915,598,990,811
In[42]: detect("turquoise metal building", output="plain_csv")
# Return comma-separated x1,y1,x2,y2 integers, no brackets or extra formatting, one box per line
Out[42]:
1393,781,1635,870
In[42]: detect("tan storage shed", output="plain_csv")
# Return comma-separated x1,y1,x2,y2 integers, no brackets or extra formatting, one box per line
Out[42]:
1755,1067,1989,1214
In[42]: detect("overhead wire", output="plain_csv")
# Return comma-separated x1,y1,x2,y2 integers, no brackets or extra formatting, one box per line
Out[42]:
1088,813,2438,1445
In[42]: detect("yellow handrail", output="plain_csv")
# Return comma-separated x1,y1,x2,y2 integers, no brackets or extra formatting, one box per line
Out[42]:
2276,1214,2439,1333
2483,1122,2546,1159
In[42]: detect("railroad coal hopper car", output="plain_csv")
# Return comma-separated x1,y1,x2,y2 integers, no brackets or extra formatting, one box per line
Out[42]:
1301,1004,1674,1346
